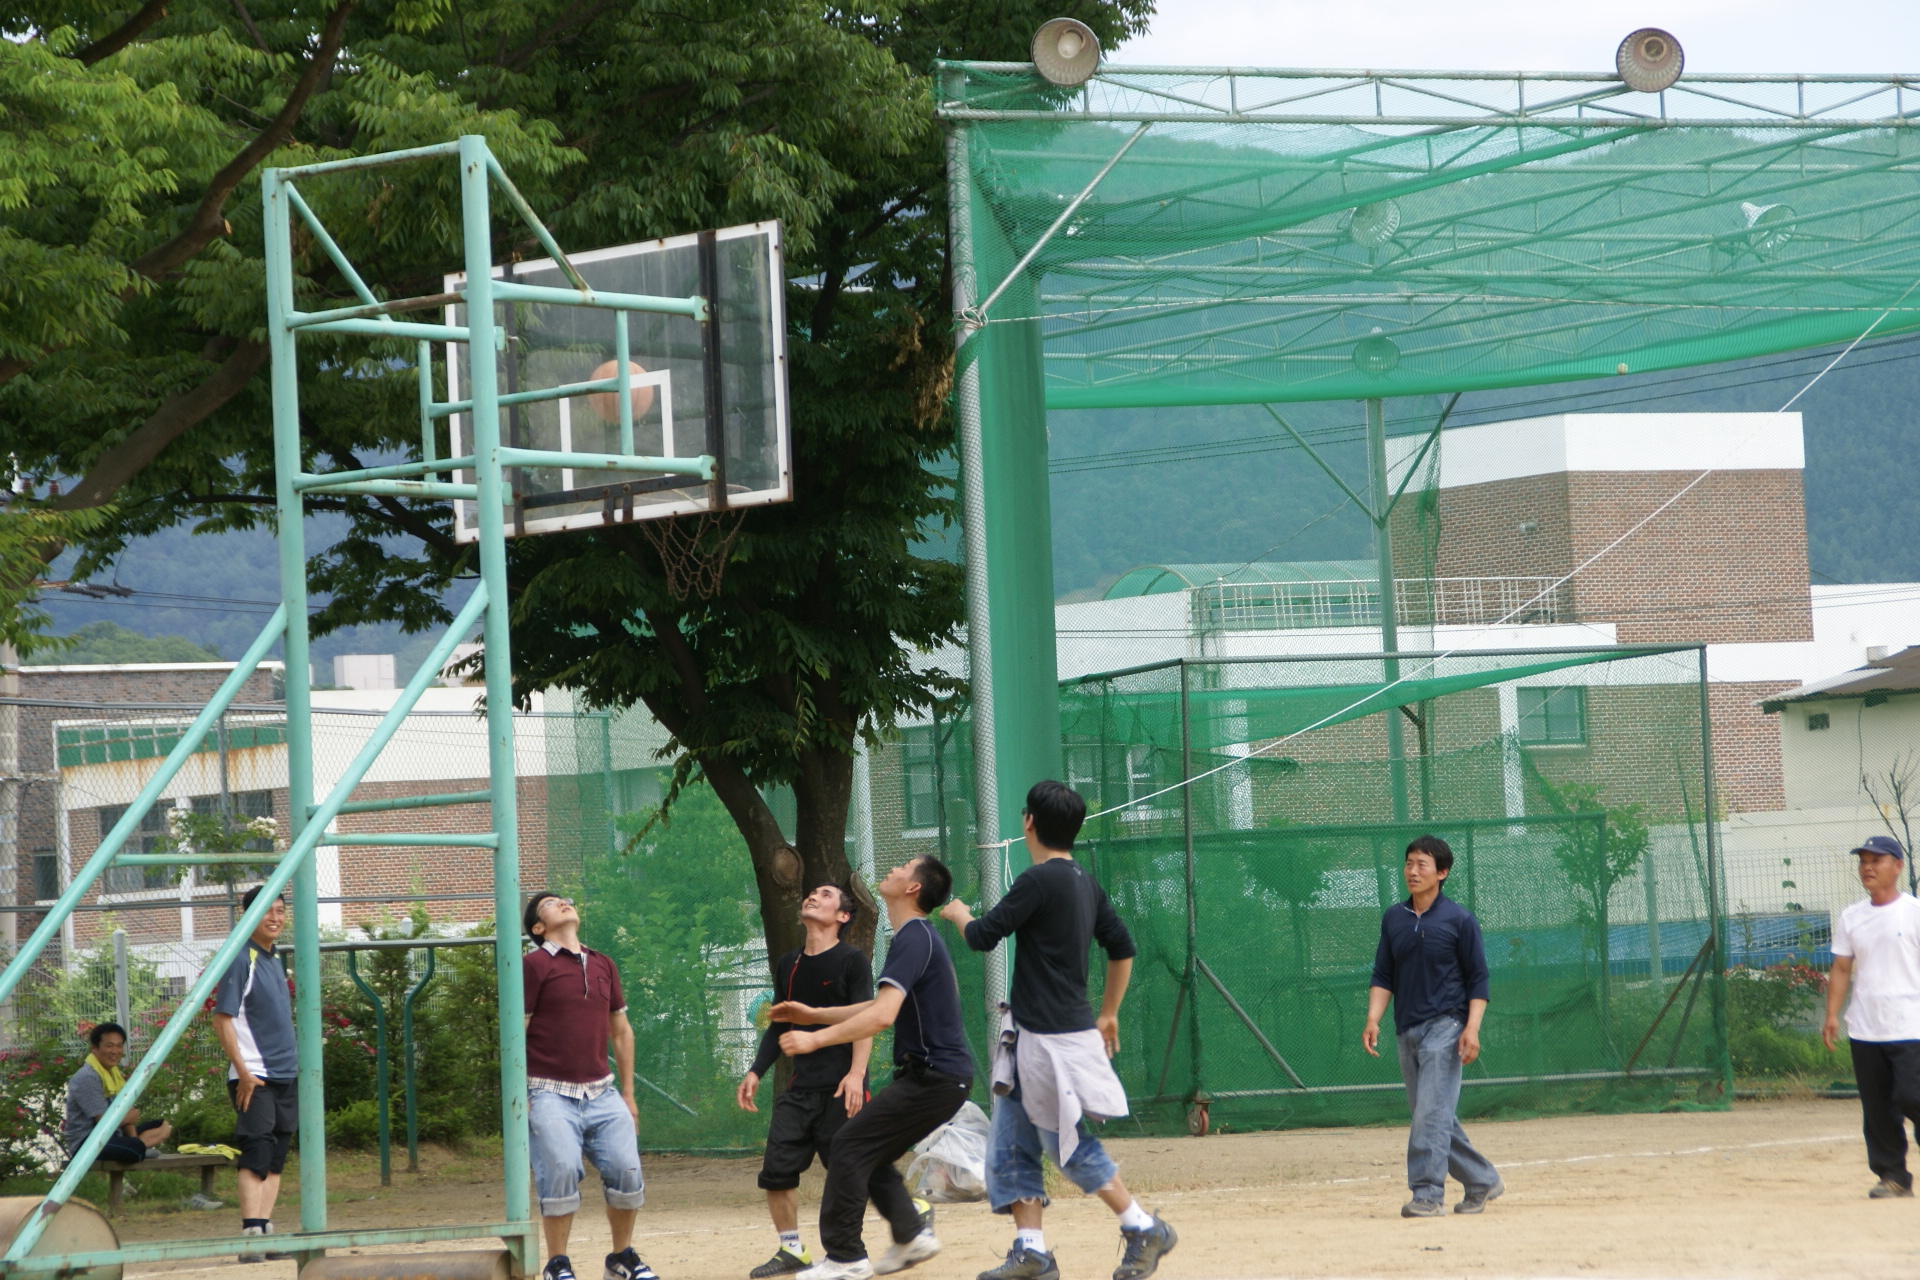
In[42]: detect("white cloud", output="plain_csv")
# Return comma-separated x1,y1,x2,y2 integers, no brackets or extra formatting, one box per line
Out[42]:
1117,0,1920,75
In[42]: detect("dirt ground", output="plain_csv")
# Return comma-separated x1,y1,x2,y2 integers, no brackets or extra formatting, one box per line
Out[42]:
109,1098,1917,1280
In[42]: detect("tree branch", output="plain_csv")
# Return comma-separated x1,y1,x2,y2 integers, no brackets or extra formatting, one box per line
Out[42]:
227,0,271,52
50,338,270,512
127,0,358,282
498,0,620,72
75,0,172,67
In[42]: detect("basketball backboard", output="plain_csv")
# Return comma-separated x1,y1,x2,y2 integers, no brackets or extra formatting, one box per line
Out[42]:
445,221,791,540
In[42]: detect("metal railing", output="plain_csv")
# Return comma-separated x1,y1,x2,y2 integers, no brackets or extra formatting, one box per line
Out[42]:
1192,576,1571,632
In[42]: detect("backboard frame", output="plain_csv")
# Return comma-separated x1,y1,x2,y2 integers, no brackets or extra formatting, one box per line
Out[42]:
445,220,792,541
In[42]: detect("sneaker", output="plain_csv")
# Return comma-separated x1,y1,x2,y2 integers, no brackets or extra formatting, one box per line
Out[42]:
912,1199,935,1234
1113,1217,1177,1280
977,1246,1060,1280
797,1260,873,1280
752,1248,812,1278
1869,1177,1915,1199
236,1225,290,1264
1454,1178,1505,1214
1400,1199,1444,1219
873,1228,940,1275
545,1257,579,1280
606,1248,660,1280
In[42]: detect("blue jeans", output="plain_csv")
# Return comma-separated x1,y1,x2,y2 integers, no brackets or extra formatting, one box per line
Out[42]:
986,1088,1119,1213
529,1088,646,1217
1395,1015,1500,1204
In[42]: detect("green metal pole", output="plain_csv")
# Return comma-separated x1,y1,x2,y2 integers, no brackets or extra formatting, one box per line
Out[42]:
403,946,437,1172
460,134,534,1271
264,164,330,1234
1366,398,1410,823
346,951,393,1187
1696,647,1733,1096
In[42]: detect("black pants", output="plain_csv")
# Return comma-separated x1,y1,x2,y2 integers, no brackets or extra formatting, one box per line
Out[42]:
1851,1039,1920,1187
760,1088,853,1191
100,1119,167,1164
818,1068,970,1262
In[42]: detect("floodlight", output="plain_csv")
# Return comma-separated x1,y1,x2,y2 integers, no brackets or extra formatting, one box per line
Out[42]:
1742,201,1796,257
1353,329,1400,375
1033,18,1101,87
1344,200,1401,248
1616,28,1684,93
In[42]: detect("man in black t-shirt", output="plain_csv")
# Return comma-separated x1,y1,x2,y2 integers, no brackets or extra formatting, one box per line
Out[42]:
736,885,877,1278
772,856,973,1280
942,782,1176,1280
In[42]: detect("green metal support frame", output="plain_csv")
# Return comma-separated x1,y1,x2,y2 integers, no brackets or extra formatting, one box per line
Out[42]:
345,952,394,1187
0,134,716,1277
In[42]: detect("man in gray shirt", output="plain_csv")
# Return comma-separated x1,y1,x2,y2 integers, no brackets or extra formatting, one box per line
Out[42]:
213,886,298,1248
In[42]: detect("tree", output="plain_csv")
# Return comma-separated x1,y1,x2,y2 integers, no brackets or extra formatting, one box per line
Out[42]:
2,0,1154,970
1861,749,1920,896
1529,771,1649,1040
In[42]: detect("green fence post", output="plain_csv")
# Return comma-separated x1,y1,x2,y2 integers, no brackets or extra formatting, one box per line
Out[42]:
403,946,438,1172
461,133,536,1275
264,160,329,1235
347,951,392,1187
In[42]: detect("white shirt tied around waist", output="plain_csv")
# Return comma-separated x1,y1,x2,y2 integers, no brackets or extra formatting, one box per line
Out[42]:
992,1018,1129,1163
1832,891,1920,1043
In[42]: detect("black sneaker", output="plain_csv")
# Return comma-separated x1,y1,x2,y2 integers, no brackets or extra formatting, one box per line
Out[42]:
545,1256,578,1280
605,1248,659,1280
751,1247,812,1279
1113,1216,1177,1280
1454,1178,1505,1214
977,1246,1060,1280
1400,1199,1443,1219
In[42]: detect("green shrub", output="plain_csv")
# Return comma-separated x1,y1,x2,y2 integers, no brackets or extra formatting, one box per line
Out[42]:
327,1100,381,1150
1726,963,1851,1081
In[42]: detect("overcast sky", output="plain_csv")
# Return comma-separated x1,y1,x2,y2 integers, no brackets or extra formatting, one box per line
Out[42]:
1118,2,1920,74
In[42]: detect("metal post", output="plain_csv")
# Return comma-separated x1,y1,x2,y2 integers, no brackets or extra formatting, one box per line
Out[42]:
403,946,437,1173
945,87,1008,1031
1643,838,1663,991
1179,662,1201,1092
346,951,392,1187
460,134,535,1269
1366,398,1410,822
263,164,328,1233
112,929,130,1035
1695,647,1732,1094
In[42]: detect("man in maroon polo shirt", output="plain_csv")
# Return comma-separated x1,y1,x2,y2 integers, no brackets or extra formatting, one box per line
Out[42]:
524,891,658,1280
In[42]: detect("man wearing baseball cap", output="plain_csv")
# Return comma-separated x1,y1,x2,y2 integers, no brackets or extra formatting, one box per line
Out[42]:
1822,835,1920,1199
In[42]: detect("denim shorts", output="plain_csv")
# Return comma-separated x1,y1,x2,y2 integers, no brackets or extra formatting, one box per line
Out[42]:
529,1087,646,1217
985,1088,1118,1213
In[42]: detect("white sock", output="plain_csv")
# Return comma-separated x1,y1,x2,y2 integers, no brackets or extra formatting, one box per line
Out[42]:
1016,1229,1046,1255
1118,1201,1153,1231
779,1231,802,1252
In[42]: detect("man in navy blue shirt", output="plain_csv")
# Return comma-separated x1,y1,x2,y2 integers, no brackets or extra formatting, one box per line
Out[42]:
773,856,973,1280
1363,835,1502,1218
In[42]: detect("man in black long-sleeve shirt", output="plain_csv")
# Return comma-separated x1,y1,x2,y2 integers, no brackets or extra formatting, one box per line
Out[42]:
942,782,1176,1280
1362,834,1502,1218
736,885,875,1278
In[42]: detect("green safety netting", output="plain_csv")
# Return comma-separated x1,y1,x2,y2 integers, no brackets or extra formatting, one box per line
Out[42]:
944,66,1920,408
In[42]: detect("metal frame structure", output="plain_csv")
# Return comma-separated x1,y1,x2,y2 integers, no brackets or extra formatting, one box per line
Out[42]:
930,60,1920,1031
0,135,717,1276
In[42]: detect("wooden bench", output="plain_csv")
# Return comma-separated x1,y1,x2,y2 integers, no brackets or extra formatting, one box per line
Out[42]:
94,1152,232,1214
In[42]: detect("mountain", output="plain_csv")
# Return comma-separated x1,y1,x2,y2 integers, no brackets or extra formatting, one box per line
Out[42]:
33,621,223,665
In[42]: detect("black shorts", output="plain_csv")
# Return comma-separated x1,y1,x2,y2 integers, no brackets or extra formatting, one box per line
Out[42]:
759,1088,856,1191
229,1077,297,1175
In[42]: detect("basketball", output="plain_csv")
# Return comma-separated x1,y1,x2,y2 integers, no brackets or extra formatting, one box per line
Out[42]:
587,359,654,423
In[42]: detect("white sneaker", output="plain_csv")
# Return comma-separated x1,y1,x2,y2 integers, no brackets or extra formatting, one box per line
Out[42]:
873,1230,941,1276
797,1259,874,1280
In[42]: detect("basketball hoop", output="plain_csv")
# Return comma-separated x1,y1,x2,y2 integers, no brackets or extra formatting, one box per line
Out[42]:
639,507,747,601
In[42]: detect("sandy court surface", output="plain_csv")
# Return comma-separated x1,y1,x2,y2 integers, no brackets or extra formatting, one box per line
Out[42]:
112,1098,1917,1280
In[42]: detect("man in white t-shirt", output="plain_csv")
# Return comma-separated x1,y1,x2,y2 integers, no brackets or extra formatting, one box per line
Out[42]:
1823,834,1920,1199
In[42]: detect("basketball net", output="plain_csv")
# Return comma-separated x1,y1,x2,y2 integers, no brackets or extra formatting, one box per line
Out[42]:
639,508,747,601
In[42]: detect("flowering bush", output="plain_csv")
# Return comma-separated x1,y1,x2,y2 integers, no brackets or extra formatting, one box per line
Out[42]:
1727,962,1846,1080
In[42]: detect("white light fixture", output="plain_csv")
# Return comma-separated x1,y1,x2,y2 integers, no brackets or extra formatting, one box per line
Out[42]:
1033,17,1101,87
1616,28,1684,93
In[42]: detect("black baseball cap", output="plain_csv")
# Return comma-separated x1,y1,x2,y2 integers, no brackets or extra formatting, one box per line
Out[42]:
1851,835,1906,862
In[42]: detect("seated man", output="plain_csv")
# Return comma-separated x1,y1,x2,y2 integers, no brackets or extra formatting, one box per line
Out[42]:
64,1021,172,1165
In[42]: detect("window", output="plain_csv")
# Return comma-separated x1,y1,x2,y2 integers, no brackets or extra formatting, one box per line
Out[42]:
1517,687,1586,746
1064,745,1100,804
1806,712,1830,731
190,791,277,852
901,727,941,831
32,852,59,903
97,803,173,893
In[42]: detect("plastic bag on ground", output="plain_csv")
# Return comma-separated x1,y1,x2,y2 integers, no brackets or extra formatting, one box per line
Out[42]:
904,1100,989,1203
